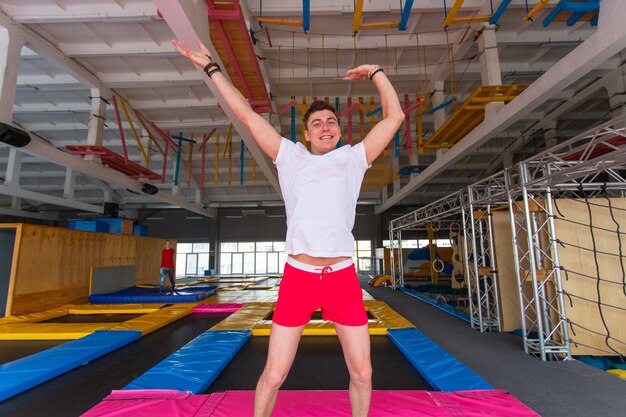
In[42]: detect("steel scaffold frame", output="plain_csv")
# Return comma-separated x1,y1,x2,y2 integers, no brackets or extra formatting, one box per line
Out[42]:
387,114,626,359
505,115,626,360
461,186,504,332
389,192,463,289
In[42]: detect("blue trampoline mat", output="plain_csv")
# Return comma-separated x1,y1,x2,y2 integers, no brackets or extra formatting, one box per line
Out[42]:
88,285,218,304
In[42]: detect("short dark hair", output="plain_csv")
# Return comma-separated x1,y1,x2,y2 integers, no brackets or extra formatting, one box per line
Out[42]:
303,101,337,130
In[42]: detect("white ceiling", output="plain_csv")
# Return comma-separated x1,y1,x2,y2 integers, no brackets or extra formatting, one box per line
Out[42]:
0,0,623,220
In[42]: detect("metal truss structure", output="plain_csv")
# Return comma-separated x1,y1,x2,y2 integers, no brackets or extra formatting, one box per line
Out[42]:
388,114,626,359
505,115,626,360
388,192,463,289
460,184,505,333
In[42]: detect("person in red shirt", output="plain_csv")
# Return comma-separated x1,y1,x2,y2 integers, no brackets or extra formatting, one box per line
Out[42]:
159,240,176,293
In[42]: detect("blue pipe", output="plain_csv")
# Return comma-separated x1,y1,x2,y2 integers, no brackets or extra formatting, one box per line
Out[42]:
303,0,310,33
398,0,414,31
489,0,511,25
426,97,457,115
174,131,183,186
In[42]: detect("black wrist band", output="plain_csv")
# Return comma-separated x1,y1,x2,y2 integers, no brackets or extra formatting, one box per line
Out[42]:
207,67,222,78
203,62,219,75
369,68,384,80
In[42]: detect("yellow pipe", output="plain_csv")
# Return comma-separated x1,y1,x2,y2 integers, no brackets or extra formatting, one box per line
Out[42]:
450,15,492,24
360,21,399,30
256,17,303,27
525,0,550,21
417,93,424,155
352,0,364,34
132,109,164,156
442,0,464,28
118,99,149,164
214,131,219,187
221,124,233,159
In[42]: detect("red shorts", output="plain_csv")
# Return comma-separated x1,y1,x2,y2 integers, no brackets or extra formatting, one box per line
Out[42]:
273,259,368,327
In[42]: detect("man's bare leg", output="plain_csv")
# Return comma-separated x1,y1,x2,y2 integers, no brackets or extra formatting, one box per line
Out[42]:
254,323,305,417
335,323,372,417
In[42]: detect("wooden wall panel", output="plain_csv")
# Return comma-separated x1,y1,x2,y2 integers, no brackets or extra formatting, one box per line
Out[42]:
491,211,523,332
553,198,626,356
5,224,171,316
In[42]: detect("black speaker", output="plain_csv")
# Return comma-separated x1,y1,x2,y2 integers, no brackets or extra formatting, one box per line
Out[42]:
103,202,119,218
0,123,31,147
141,183,159,195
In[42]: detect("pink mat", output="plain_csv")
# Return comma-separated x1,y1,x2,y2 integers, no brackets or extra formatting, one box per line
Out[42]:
82,389,540,416
192,303,244,313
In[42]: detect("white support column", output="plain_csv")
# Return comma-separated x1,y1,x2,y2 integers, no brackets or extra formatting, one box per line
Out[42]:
5,148,22,188
477,25,504,119
63,168,76,199
141,128,151,167
544,122,558,149
432,80,449,161
432,80,446,131
5,148,22,211
84,89,108,162
86,89,107,146
604,63,626,129
389,149,400,194
0,26,24,123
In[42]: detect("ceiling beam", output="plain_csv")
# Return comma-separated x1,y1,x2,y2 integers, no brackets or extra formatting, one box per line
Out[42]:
154,0,281,197
375,0,626,214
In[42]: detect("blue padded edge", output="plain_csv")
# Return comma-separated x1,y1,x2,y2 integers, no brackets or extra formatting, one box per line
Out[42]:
399,287,471,324
388,327,493,392
124,329,250,393
89,285,217,304
0,330,141,402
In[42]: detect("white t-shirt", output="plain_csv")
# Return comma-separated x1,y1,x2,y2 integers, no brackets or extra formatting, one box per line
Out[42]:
274,137,370,257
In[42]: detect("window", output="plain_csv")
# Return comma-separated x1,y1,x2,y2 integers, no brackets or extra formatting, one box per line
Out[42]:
219,241,286,275
175,242,212,276
354,240,373,272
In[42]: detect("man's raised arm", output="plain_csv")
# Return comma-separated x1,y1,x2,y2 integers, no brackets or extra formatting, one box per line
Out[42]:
172,40,282,160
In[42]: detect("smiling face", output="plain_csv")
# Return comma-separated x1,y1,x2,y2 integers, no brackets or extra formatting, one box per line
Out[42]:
304,109,341,155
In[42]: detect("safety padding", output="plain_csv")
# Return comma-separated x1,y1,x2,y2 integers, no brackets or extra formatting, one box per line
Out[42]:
192,303,244,313
0,306,70,324
0,330,141,402
124,330,250,393
399,287,471,323
365,300,415,329
82,389,541,417
0,304,162,325
210,303,274,330
68,304,162,314
109,304,192,335
0,322,115,340
252,319,388,336
388,328,493,392
608,369,626,380
88,286,218,304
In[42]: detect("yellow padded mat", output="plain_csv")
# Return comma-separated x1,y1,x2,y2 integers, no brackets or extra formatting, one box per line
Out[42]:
0,303,191,339
365,301,414,329
252,319,388,336
0,322,114,340
109,304,193,335
210,303,274,331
